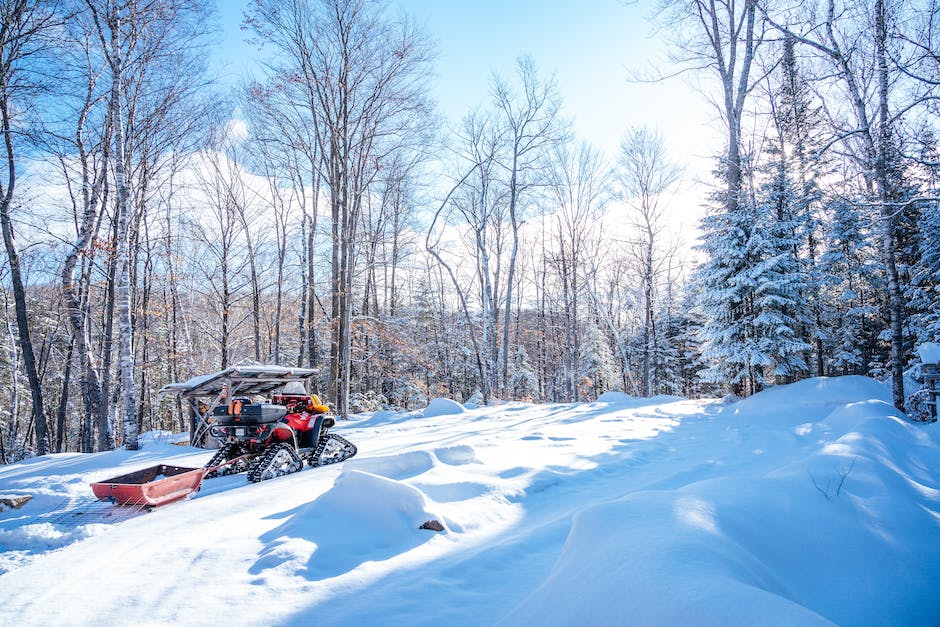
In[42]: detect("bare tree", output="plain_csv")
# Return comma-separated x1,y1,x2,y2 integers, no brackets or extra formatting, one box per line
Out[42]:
544,140,609,400
0,0,57,455
190,145,250,372
617,128,681,396
492,56,567,395
243,78,324,369
445,110,506,402
247,0,434,418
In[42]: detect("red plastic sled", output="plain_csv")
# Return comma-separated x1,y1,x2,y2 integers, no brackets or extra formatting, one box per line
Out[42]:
90,464,207,507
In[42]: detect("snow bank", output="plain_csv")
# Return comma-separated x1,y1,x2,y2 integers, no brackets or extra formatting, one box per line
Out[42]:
595,391,634,403
503,492,833,626
729,375,890,424
2,375,938,625
255,469,443,580
422,398,466,417
505,376,940,626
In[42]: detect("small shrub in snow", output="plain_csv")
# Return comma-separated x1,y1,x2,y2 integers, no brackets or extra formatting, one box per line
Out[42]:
350,390,387,413
905,388,935,422
810,457,857,501
385,379,428,410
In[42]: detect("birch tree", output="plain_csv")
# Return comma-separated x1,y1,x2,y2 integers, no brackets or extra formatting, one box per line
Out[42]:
0,0,56,455
56,9,112,452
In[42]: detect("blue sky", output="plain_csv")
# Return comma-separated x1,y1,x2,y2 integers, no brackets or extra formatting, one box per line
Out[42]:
213,0,717,230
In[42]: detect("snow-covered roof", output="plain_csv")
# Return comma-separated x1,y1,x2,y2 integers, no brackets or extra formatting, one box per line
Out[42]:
917,342,940,364
159,361,319,398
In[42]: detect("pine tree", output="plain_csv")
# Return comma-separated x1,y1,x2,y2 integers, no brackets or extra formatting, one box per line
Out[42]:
904,129,940,344
908,201,940,343
750,191,811,382
775,33,828,376
580,316,621,399
694,178,764,395
818,199,882,374
752,127,812,382
694,168,810,395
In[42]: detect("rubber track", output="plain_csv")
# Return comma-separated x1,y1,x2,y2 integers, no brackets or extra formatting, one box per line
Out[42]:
308,433,357,467
247,442,303,483
204,443,245,479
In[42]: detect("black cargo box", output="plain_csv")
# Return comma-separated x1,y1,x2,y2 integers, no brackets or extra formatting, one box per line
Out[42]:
215,403,287,425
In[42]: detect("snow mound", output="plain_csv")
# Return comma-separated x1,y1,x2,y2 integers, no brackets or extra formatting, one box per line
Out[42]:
504,492,833,626
820,398,901,435
345,450,435,479
596,391,634,403
254,470,443,581
729,376,890,423
434,445,478,465
422,398,466,417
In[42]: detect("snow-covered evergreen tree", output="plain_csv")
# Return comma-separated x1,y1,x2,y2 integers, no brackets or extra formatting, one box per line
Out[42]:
653,303,685,397
580,317,621,398
694,166,809,395
751,141,812,382
908,201,940,343
818,199,882,374
509,344,539,401
774,33,828,376
906,132,940,344
693,183,764,395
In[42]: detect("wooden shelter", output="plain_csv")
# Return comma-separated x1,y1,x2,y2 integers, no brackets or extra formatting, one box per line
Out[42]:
159,361,320,447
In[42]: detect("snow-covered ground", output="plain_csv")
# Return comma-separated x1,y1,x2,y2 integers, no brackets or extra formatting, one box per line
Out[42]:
1,376,938,625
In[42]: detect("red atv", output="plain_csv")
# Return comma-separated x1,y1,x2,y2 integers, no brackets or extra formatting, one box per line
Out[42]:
204,386,357,482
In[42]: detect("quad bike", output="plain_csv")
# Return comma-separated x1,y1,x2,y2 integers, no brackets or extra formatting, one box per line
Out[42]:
204,389,357,482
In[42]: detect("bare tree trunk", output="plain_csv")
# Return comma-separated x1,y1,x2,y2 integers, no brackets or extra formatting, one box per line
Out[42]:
241,211,261,362
103,4,138,450
55,337,73,453
307,163,321,369
98,210,118,448
875,0,905,410
0,1,52,455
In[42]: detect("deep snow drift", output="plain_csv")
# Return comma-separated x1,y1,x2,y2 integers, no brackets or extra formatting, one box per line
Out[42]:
1,376,938,625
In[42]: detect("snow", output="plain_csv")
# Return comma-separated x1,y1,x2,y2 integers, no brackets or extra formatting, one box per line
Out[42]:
422,397,466,417
917,342,940,364
1,376,939,625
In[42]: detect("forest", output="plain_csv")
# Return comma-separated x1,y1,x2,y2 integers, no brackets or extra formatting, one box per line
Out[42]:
0,0,938,461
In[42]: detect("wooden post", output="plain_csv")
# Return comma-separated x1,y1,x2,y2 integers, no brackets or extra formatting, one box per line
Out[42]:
922,363,940,422
188,398,198,445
